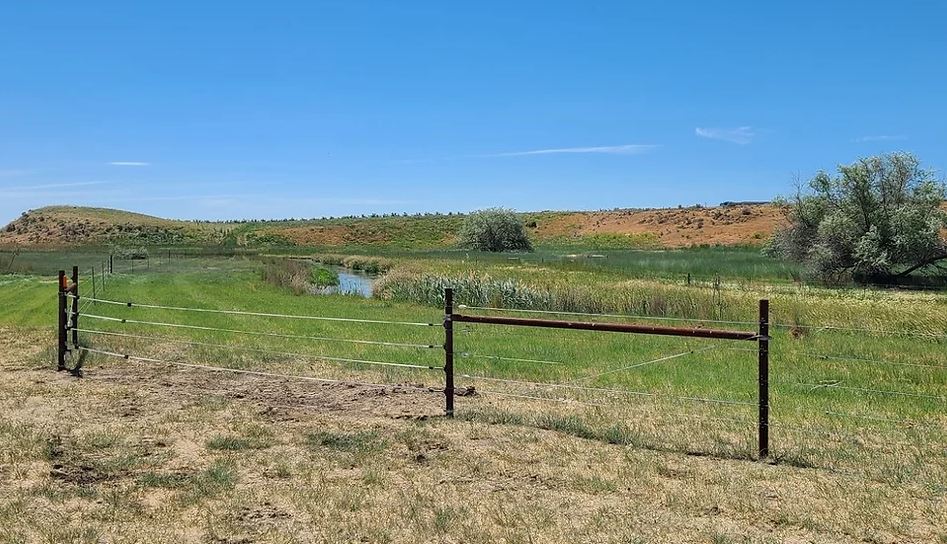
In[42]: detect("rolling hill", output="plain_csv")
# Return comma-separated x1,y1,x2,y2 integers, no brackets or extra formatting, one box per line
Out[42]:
0,203,787,249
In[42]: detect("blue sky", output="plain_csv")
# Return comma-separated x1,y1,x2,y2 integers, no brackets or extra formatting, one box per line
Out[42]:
2,1,945,222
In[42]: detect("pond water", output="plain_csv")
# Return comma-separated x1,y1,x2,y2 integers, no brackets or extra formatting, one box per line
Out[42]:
318,266,376,297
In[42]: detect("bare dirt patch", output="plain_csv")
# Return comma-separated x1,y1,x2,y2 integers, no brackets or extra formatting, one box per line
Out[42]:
535,204,786,247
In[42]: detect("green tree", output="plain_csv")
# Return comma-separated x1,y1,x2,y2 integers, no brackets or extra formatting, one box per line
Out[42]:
769,152,947,283
459,208,533,252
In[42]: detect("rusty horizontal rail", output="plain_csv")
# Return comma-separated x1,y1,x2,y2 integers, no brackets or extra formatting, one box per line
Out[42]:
450,313,759,341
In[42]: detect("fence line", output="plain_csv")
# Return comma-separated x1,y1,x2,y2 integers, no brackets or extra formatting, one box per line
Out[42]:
74,295,436,327
458,304,947,340
76,328,440,371
80,314,439,349
79,347,442,392
55,269,942,466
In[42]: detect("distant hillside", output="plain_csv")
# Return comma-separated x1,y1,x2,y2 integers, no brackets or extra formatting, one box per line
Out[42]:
0,206,232,247
0,204,788,249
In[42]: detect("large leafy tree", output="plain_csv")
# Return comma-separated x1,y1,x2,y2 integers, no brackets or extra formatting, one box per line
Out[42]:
770,152,947,283
459,208,533,252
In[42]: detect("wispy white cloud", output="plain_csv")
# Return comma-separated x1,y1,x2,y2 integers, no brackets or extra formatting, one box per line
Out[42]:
695,126,756,145
854,135,907,143
486,144,660,157
108,161,150,166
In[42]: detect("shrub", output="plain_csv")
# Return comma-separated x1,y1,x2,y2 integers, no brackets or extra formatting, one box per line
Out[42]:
311,254,393,274
769,153,947,284
309,266,339,288
114,246,149,260
261,258,337,294
458,208,533,252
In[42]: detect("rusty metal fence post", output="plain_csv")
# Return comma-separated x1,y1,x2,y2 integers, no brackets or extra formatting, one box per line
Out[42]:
758,299,770,460
57,270,67,371
443,288,455,418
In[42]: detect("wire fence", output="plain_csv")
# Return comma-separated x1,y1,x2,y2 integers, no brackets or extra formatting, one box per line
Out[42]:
53,265,947,468
79,346,441,393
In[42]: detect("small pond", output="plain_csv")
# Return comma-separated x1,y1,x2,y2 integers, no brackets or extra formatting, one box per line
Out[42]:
316,265,376,297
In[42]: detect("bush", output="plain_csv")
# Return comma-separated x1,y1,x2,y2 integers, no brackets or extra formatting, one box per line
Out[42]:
114,246,149,260
311,254,393,275
309,266,340,288
458,208,532,252
768,153,947,284
262,258,338,294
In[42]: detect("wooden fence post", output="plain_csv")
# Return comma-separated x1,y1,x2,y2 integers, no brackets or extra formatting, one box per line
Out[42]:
444,288,455,418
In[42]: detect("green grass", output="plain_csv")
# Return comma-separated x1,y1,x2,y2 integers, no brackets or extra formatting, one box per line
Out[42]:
0,254,944,486
309,265,340,288
305,430,386,454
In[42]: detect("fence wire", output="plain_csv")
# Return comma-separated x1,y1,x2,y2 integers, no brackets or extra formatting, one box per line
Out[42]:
770,322,947,340
571,345,719,384
73,295,437,327
79,346,442,392
777,380,946,402
81,314,439,349
776,351,946,370
76,328,440,371
459,352,565,366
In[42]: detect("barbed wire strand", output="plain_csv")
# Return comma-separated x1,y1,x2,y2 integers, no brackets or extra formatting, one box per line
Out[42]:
80,314,438,349
774,351,946,370
770,322,947,339
459,352,565,366
571,345,718,384
776,380,946,402
460,373,755,407
76,328,440,371
73,295,437,327
79,346,442,392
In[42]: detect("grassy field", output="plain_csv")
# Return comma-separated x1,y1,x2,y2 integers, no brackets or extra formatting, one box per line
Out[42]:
0,254,945,542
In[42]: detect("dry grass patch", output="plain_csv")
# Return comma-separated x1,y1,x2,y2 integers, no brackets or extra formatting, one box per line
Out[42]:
0,327,944,543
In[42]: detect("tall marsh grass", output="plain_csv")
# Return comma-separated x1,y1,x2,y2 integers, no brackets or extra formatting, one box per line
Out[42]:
374,266,947,335
311,254,392,275
260,258,338,295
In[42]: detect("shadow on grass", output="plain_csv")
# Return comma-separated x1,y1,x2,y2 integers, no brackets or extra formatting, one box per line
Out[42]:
457,407,823,469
